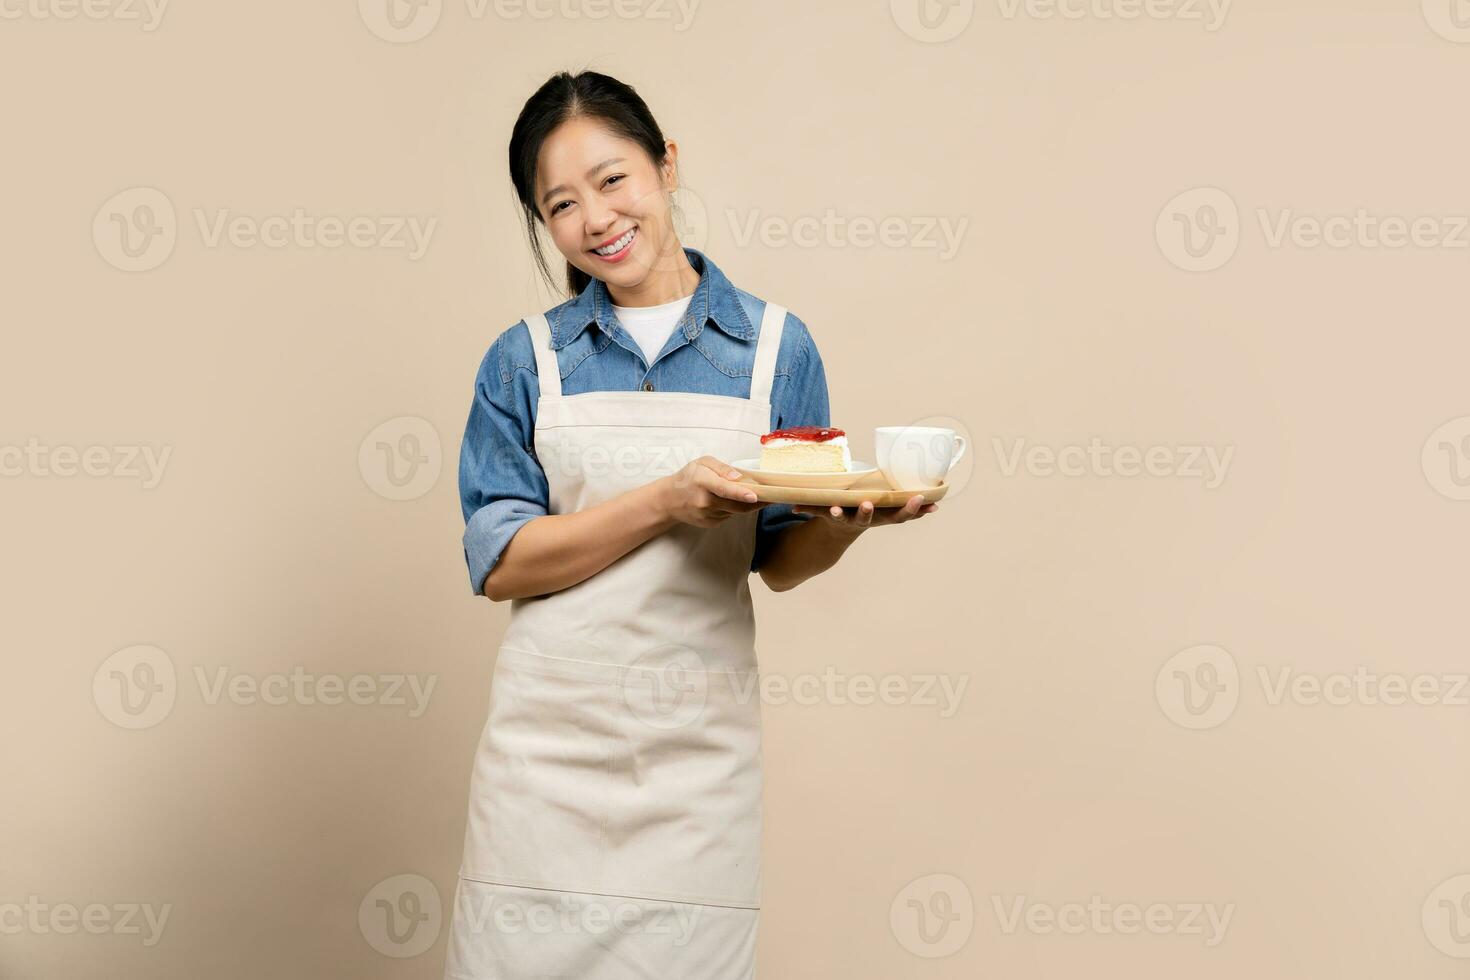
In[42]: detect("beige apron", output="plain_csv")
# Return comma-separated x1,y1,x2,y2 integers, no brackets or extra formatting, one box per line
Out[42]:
445,301,788,980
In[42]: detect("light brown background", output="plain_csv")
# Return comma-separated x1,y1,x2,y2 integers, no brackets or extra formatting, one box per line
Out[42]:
3,0,1469,977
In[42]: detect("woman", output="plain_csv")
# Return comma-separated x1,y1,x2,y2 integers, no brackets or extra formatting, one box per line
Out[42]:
447,70,937,979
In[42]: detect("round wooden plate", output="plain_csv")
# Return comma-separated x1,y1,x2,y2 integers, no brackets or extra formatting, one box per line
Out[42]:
735,472,950,507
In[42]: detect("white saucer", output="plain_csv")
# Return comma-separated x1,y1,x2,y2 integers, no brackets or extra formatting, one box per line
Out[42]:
729,458,878,490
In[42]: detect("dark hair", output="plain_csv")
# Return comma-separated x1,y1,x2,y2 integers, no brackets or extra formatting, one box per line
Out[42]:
508,70,671,297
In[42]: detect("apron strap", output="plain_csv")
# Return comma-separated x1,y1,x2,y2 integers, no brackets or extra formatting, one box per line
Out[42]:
748,301,786,405
522,313,562,399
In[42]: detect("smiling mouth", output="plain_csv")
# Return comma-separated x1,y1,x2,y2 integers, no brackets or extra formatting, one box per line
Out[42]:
591,226,637,258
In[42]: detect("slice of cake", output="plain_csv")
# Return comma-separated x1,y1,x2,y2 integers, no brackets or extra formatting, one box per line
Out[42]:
759,426,851,473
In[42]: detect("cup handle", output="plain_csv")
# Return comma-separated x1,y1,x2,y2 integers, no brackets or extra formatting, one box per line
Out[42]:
946,436,967,473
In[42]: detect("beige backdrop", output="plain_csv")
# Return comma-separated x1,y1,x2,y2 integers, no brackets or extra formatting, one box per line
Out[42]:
4,0,1470,977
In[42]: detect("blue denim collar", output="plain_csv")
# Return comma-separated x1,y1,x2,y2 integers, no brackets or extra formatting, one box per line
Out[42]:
548,247,756,350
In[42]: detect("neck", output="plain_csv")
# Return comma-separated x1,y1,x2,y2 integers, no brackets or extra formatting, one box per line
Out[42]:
606,246,700,308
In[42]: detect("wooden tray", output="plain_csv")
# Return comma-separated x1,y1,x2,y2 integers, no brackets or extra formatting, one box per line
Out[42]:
735,471,950,507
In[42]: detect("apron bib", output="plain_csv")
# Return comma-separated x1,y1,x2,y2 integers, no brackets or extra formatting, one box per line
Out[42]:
445,301,787,979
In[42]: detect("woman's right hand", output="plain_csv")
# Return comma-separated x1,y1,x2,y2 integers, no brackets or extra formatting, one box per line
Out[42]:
658,456,767,528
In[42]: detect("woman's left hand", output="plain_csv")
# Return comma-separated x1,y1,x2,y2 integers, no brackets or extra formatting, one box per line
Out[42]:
790,494,938,534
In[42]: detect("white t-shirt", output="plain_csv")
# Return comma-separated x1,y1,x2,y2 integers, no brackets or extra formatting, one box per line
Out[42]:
612,294,693,367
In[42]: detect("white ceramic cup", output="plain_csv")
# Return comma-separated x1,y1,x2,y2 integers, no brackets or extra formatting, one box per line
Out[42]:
875,426,967,490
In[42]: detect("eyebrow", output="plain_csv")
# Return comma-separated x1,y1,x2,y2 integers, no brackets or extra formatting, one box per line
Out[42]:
540,157,625,208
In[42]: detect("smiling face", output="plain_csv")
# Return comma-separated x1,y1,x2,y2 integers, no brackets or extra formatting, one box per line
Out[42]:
535,115,684,292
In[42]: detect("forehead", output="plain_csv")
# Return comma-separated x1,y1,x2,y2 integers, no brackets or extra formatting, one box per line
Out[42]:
536,117,649,193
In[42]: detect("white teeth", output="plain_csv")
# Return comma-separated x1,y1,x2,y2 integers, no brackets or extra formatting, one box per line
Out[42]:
594,228,636,256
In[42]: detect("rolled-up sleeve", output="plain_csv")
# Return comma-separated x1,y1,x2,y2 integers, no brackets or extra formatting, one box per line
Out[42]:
459,329,549,595
751,315,829,572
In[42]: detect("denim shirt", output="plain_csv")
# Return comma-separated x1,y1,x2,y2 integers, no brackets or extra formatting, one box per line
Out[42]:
458,248,830,595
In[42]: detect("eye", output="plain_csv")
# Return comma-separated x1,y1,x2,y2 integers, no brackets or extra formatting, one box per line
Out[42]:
550,200,573,215
604,174,625,188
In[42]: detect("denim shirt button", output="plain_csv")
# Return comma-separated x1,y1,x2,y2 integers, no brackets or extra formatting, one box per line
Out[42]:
642,381,655,391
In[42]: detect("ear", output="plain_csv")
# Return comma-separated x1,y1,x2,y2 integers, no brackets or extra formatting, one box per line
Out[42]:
661,140,681,190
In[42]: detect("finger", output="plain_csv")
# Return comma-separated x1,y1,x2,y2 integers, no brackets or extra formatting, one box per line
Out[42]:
697,466,760,504
714,499,767,513
854,501,874,527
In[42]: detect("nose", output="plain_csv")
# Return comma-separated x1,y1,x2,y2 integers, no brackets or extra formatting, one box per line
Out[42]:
584,203,616,239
